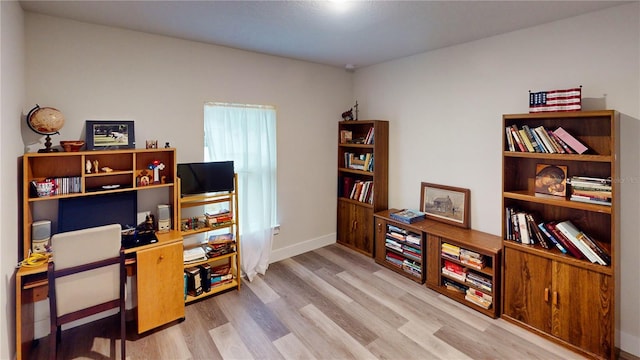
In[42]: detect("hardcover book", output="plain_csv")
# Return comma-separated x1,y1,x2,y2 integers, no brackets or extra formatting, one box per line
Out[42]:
390,209,426,224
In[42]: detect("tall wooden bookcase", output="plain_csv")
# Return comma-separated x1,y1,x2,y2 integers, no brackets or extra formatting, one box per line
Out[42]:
337,120,388,256
500,110,618,360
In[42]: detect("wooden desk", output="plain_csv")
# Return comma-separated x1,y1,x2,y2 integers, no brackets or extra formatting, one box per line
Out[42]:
15,230,184,360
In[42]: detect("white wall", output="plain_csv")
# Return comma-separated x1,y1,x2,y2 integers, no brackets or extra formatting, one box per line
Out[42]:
1,1,26,358
24,13,351,257
353,3,639,356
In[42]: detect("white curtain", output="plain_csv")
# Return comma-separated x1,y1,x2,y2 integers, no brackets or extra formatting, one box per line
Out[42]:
204,103,277,282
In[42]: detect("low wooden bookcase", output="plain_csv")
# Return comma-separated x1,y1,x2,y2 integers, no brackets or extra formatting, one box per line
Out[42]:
374,209,502,318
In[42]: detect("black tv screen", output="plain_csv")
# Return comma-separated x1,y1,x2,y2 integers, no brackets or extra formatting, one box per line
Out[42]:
177,161,234,196
58,191,137,233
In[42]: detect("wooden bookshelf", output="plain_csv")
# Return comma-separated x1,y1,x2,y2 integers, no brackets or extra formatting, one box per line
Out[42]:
337,120,388,256
501,110,618,360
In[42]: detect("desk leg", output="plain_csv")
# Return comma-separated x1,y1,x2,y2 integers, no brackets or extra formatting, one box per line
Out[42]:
16,273,33,360
16,274,46,360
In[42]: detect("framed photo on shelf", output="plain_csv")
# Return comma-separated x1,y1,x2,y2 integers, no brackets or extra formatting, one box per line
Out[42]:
85,120,135,150
420,182,470,228
535,164,567,197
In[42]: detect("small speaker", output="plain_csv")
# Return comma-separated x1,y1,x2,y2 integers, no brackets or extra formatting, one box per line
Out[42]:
32,220,51,253
157,204,171,232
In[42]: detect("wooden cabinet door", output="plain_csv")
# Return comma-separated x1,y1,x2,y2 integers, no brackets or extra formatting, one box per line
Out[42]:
552,262,613,359
502,248,552,334
136,241,185,333
337,200,373,256
373,217,387,264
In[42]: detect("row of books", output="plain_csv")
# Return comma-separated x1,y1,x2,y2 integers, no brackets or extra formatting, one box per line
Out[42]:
505,208,610,266
344,152,374,172
181,211,234,232
506,124,588,154
568,176,612,206
389,209,425,224
441,243,486,270
184,263,233,297
32,177,82,196
347,180,374,203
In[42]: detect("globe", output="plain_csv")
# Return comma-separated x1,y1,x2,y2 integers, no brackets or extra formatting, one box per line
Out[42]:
27,104,65,152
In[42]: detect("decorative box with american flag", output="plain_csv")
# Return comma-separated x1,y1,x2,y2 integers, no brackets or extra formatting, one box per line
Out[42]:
529,87,581,113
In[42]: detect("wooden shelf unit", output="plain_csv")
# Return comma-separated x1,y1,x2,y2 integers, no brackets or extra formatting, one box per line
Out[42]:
374,210,501,318
500,110,618,360
337,120,388,257
21,148,177,260
177,174,241,303
374,214,425,284
426,223,501,319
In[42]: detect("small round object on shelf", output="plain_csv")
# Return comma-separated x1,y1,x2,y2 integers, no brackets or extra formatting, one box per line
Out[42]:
60,140,85,152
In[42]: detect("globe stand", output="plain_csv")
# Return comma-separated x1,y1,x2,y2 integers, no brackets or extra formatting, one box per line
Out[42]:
38,134,59,153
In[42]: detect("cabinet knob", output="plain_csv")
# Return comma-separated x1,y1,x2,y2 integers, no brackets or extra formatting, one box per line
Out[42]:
544,288,549,302
159,255,164,261
552,291,558,306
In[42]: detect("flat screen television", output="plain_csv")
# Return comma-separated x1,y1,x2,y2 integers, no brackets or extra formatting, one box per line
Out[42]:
177,161,234,196
58,191,137,233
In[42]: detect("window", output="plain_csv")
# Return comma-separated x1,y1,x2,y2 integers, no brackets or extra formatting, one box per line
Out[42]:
204,102,277,281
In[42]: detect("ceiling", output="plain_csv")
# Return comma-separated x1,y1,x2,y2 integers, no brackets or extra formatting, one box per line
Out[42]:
19,0,629,70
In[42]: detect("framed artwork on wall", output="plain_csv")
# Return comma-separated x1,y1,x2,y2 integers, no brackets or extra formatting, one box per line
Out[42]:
420,182,470,228
85,120,135,150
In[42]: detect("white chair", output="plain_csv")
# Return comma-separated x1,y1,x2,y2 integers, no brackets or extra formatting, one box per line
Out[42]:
47,224,126,360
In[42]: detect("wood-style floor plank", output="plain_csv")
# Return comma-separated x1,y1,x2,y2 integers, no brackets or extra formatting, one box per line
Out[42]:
34,243,594,360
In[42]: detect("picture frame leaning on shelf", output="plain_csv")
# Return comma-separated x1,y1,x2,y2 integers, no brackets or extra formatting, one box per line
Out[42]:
420,182,470,229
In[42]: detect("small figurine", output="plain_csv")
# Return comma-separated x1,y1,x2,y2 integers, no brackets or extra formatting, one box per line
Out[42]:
341,108,354,121
85,160,92,174
101,167,113,173
93,160,99,173
165,142,170,148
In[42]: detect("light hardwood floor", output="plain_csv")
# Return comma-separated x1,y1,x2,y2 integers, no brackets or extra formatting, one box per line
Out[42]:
35,243,602,360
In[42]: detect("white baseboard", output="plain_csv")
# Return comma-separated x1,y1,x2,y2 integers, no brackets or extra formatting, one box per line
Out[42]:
620,330,640,357
269,233,336,264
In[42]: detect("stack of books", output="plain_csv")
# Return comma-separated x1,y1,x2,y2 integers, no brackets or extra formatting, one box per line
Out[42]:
465,288,492,309
205,210,233,227
207,233,236,257
389,209,426,224
466,272,493,293
183,246,207,264
441,242,460,261
210,264,234,288
442,260,466,282
568,176,612,206
459,248,485,270
402,259,421,277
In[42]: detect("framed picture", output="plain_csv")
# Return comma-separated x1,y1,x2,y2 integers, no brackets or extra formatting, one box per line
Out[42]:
535,164,567,197
420,182,470,228
85,120,135,150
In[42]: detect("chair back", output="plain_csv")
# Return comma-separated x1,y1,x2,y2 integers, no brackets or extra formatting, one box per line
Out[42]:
50,224,122,317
